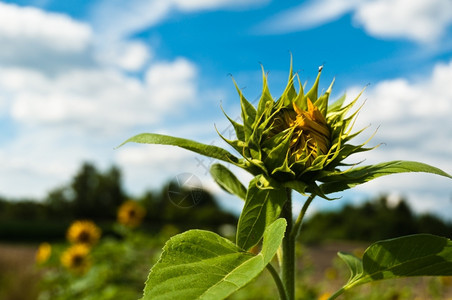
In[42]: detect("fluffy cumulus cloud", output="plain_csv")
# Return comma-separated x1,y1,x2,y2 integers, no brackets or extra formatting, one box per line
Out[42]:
0,2,94,71
260,0,452,43
0,2,200,198
95,40,152,71
0,2,92,53
1,58,197,130
0,0,269,199
340,60,452,220
354,0,452,43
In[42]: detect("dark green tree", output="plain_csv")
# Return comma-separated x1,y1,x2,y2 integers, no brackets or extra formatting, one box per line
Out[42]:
71,163,125,219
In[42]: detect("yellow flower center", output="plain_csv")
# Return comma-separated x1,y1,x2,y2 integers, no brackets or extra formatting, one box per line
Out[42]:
271,99,330,167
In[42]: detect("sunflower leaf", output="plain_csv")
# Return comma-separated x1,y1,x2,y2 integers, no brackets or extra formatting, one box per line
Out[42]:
332,234,452,299
118,133,240,164
236,176,287,250
210,163,247,201
142,218,287,300
337,252,363,284
318,160,452,195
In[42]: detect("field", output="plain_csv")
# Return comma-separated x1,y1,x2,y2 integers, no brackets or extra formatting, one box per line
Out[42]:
1,240,452,300
0,243,41,300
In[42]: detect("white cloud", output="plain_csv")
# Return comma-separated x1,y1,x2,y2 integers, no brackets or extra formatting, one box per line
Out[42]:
258,0,361,33
96,40,152,71
1,57,197,131
145,58,197,112
0,57,200,198
354,0,452,43
90,0,269,40
115,144,209,198
260,0,452,43
0,2,154,74
349,59,452,139
0,128,95,198
174,0,267,12
0,2,93,71
0,2,92,53
341,59,452,219
0,3,204,198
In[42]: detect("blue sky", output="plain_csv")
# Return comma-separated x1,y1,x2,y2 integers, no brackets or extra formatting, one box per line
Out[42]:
0,0,451,220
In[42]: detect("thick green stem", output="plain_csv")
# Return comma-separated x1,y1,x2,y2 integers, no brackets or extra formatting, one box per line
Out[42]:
281,188,295,300
266,263,288,300
328,287,346,300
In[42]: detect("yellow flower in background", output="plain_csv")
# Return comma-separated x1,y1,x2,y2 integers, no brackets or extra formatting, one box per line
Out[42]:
35,242,52,264
317,292,331,300
66,220,101,246
117,200,146,228
60,244,91,273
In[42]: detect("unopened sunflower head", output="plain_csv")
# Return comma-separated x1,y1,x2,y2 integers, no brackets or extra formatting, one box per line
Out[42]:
66,220,101,246
220,63,372,188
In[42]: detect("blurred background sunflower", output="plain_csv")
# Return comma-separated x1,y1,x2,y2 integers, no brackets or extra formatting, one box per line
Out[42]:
66,220,101,246
60,244,91,273
117,200,146,228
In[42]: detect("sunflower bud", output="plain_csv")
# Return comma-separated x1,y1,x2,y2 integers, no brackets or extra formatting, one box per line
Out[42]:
219,62,369,189
122,59,452,200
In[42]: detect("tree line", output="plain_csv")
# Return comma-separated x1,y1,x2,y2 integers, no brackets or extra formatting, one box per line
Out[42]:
0,162,236,241
301,195,452,243
1,162,451,243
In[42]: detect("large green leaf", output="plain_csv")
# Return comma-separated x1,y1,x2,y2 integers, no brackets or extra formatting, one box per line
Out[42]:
143,219,287,300
319,160,452,195
236,176,287,250
118,133,240,164
210,163,247,201
332,234,452,299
